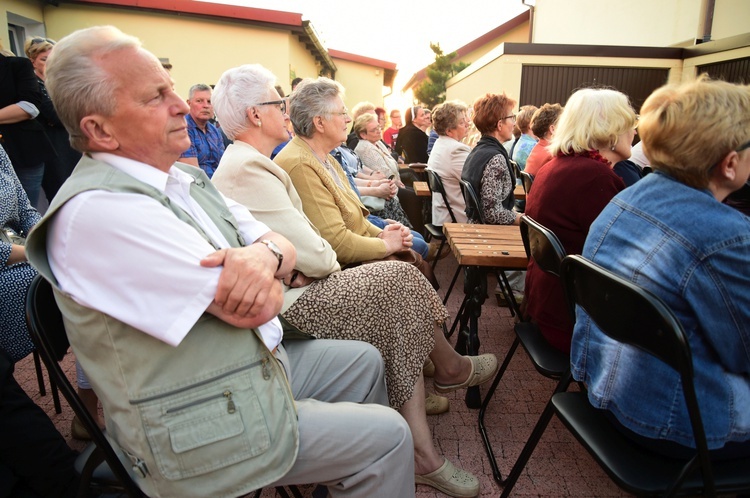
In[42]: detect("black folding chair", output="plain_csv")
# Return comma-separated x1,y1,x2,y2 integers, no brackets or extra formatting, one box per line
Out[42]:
479,216,573,489
540,255,750,497
26,275,146,498
425,169,460,301
519,170,534,195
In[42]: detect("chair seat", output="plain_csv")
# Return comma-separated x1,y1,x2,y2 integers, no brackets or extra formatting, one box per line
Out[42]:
514,322,569,378
424,223,445,240
551,391,750,496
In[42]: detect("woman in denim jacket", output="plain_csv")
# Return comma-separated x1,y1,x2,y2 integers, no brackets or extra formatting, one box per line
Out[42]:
571,76,750,458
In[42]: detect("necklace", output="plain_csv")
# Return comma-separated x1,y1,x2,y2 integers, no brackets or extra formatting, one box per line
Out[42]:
302,138,346,189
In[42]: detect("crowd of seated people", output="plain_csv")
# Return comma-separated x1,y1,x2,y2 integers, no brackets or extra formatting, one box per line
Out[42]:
5,20,749,498
210,64,501,497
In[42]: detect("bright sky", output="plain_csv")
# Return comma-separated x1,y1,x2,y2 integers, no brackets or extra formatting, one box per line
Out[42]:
201,0,529,107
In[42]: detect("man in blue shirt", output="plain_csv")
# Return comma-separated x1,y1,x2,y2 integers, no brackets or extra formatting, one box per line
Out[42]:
179,83,225,178
571,76,750,458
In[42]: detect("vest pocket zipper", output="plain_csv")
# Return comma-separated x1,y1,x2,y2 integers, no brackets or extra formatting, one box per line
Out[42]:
165,389,236,415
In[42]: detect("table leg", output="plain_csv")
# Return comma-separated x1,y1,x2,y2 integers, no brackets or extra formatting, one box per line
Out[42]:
454,266,487,409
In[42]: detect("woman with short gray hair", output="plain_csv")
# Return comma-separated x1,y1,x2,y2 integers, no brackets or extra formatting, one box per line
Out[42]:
213,67,496,498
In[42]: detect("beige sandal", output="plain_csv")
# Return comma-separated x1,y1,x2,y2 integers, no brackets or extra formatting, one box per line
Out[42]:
415,458,479,497
425,393,449,415
434,353,498,394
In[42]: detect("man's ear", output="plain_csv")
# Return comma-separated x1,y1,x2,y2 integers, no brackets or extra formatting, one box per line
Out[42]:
80,115,119,152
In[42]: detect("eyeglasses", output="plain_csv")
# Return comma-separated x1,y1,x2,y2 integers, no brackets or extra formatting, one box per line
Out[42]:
501,114,517,122
736,140,750,152
329,107,350,119
30,37,55,46
254,99,287,114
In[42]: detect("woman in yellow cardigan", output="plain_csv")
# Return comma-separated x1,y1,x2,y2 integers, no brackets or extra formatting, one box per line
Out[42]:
213,66,499,497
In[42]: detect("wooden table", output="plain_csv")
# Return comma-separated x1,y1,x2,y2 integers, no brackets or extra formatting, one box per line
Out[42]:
413,181,430,197
443,223,528,407
514,184,526,201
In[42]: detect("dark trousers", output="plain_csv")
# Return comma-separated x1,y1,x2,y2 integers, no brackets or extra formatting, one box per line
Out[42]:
0,350,79,498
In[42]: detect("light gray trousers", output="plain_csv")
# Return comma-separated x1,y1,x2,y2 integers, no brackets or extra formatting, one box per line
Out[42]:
271,339,415,497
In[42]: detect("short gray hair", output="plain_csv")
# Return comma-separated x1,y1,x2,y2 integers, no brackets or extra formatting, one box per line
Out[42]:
45,25,141,152
288,77,344,138
213,64,277,141
188,83,212,100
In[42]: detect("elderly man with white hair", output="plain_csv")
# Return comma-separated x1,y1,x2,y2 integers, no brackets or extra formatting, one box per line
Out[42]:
26,25,414,498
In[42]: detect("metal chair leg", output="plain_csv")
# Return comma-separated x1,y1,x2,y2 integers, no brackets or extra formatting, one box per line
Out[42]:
442,266,461,305
33,350,46,396
430,239,447,270
479,337,521,485
500,371,573,498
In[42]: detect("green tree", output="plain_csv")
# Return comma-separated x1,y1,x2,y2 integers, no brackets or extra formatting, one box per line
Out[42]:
414,43,469,109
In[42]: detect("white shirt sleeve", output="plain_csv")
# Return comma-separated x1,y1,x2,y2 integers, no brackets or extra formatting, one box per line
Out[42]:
48,190,222,346
222,193,273,244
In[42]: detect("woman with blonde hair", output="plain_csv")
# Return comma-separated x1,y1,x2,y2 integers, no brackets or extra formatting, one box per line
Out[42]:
572,76,750,458
24,36,81,200
212,67,498,497
0,40,56,205
524,87,634,352
353,113,401,181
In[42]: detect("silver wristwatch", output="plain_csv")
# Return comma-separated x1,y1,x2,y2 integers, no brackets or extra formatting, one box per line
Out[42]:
259,239,283,271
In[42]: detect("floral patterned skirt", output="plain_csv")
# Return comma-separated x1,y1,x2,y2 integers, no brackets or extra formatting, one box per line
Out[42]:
283,261,448,409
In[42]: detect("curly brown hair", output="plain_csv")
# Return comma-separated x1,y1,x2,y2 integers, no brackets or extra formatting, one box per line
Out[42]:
530,103,563,139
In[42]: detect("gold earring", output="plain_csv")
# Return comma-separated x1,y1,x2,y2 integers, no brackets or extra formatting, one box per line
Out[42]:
257,121,262,127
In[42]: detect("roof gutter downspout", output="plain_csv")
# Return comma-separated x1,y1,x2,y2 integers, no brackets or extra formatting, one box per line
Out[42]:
702,0,715,43
521,0,534,43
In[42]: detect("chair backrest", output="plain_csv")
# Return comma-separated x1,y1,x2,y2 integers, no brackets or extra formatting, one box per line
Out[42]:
459,179,485,224
26,275,145,497
426,169,457,223
520,215,566,277
519,170,534,194
560,255,714,491
521,215,573,321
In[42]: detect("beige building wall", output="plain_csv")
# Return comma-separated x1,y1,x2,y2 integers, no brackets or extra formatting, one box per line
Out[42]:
41,3,314,99
287,34,320,94
2,0,45,53
455,23,530,66
446,45,683,106
711,0,750,40
532,0,703,47
332,58,386,110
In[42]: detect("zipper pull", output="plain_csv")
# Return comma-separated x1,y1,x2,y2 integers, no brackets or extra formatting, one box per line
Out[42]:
223,390,236,414
261,357,271,380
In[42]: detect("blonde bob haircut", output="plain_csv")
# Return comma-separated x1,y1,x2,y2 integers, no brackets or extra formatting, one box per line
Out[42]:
353,113,378,138
549,87,636,157
24,37,55,61
638,75,750,189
